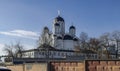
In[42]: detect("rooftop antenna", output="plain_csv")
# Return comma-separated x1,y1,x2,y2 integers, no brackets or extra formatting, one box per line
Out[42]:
58,10,60,16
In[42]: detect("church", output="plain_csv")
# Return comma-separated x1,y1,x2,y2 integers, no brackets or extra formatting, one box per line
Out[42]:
17,14,116,60
40,14,80,50
17,14,100,59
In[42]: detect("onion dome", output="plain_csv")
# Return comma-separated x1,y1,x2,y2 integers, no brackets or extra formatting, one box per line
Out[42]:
55,23,60,26
53,34,57,37
38,43,56,50
73,38,78,41
63,35,73,40
69,25,75,29
57,36,62,39
44,26,49,30
55,16,64,22
43,26,49,33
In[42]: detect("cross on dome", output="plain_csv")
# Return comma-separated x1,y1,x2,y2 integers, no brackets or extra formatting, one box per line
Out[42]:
58,10,60,16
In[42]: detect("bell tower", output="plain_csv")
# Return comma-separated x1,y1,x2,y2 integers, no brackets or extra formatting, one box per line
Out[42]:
53,11,65,35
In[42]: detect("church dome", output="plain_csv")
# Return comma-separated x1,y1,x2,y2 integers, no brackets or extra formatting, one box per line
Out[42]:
57,36,62,39
63,35,73,40
55,16,64,22
44,26,49,30
70,25,75,29
55,23,60,26
73,38,78,41
43,26,49,33
53,34,57,37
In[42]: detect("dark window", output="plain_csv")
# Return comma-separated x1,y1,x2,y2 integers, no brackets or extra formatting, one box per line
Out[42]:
53,52,56,55
39,52,41,55
42,52,44,55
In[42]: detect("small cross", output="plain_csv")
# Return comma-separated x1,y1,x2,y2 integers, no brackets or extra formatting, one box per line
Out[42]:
58,10,60,16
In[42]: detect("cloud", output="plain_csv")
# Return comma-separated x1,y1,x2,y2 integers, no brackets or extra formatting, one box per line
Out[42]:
0,30,39,40
0,43,5,48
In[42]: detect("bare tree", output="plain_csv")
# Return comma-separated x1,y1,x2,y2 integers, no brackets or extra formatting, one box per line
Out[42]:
3,41,24,58
111,31,120,58
99,33,111,59
4,43,15,58
87,37,103,59
14,41,24,58
79,32,89,50
89,38,101,52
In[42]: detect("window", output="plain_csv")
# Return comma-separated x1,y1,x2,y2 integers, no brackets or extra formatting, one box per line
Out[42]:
53,52,56,55
58,52,60,56
66,53,67,56
49,52,51,55
39,52,41,55
42,52,44,55
62,53,64,56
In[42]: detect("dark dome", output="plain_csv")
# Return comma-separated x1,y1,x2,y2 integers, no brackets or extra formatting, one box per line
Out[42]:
38,43,56,50
73,38,78,41
70,25,75,29
55,23,60,26
44,26,49,30
57,36,62,39
55,16,64,22
63,35,73,40
53,34,57,37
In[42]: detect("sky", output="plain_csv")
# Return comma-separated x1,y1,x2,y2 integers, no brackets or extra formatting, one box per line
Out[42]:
0,0,120,55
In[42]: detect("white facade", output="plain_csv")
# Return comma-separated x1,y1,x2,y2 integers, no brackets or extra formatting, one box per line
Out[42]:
20,49,116,59
21,49,99,59
21,49,73,58
42,15,80,50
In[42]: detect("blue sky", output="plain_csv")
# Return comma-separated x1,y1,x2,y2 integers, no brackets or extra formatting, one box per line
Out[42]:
0,0,120,55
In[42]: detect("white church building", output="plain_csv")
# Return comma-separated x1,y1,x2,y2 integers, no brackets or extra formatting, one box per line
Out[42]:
41,15,80,50
17,14,115,60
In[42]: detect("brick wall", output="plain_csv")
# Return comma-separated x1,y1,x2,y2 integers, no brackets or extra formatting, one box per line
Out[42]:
6,60,120,71
50,61,85,71
85,60,120,71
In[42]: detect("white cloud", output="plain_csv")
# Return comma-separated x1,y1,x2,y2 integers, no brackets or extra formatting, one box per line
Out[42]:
0,43,5,48
0,30,39,40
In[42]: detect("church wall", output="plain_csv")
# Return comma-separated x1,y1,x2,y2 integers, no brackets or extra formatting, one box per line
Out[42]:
63,40,74,50
74,41,80,49
20,49,118,59
21,50,77,59
22,51,35,58
56,39,63,49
